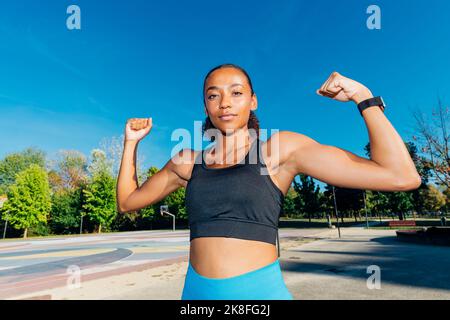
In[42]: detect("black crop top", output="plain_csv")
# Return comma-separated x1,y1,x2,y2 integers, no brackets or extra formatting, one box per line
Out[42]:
185,137,285,257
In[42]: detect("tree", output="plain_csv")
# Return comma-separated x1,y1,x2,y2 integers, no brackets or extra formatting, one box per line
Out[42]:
164,187,187,220
443,187,450,214
293,174,322,222
82,171,116,233
420,184,446,213
412,99,450,188
50,186,85,234
333,187,365,222
99,135,146,181
402,141,433,214
322,184,336,216
386,191,414,220
0,147,46,194
47,150,88,193
282,187,297,218
81,149,117,233
365,190,389,220
88,149,112,177
0,164,51,238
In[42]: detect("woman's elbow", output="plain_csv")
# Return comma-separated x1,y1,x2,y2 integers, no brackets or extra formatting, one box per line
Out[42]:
116,199,132,214
392,175,422,191
116,203,127,214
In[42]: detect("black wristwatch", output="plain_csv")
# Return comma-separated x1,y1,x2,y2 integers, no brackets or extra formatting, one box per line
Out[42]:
357,96,386,116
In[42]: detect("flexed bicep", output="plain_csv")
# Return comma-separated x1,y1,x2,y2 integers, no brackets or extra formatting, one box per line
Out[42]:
282,131,416,192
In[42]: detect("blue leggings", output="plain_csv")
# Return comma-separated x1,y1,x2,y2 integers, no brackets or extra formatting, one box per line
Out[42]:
181,259,293,300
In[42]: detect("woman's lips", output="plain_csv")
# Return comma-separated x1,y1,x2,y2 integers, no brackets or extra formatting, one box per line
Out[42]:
219,114,237,121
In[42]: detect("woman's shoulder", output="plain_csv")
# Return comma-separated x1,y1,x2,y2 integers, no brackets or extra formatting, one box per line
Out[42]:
264,130,311,151
267,130,310,141
261,130,314,169
170,148,202,167
167,148,203,182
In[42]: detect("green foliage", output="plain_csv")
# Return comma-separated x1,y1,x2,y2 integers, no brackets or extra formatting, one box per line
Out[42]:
28,222,51,237
322,184,336,214
88,149,113,177
165,187,187,219
111,211,142,231
292,174,323,220
419,185,446,212
365,191,389,215
0,164,51,237
0,147,46,194
365,190,414,220
82,171,117,233
386,191,414,219
50,187,85,234
444,188,450,213
332,187,365,221
282,187,297,217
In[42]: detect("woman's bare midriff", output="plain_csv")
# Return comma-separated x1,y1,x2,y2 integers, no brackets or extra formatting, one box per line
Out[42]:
189,237,278,278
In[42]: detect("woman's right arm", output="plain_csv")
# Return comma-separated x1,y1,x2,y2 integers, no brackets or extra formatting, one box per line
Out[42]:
116,118,191,213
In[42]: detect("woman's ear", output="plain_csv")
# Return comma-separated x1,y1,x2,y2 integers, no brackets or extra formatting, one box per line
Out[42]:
251,93,258,111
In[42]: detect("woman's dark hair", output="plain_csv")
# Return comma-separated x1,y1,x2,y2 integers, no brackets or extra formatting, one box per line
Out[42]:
202,64,260,141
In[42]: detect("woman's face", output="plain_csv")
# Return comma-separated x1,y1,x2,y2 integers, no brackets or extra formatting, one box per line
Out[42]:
204,67,257,135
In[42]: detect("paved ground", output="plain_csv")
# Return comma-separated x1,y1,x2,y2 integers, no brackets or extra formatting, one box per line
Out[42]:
2,227,450,300
0,228,323,299
282,227,450,299
0,230,190,299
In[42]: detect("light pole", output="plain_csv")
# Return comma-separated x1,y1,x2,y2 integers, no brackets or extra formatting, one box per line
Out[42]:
332,186,341,238
2,217,7,239
80,213,84,235
377,192,382,224
0,200,6,239
363,190,369,229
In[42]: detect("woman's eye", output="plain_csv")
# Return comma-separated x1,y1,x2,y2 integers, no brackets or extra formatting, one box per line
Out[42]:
208,94,217,100
233,92,242,96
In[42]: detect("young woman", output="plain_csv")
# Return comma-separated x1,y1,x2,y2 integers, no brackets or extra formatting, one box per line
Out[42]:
116,64,421,300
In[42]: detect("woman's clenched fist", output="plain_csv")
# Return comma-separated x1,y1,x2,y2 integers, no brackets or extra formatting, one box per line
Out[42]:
316,71,373,104
125,118,152,142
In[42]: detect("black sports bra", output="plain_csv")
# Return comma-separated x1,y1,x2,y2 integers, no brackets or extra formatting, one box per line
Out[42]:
185,137,285,257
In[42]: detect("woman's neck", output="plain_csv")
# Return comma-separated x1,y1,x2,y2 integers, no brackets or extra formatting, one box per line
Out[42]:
210,128,256,165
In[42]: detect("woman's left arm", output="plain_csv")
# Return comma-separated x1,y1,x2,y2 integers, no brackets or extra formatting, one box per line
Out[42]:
280,71,421,192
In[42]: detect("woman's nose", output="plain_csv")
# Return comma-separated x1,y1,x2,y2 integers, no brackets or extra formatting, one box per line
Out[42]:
219,95,232,109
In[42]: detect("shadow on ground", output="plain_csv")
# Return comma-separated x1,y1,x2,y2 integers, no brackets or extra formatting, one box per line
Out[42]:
280,234,450,292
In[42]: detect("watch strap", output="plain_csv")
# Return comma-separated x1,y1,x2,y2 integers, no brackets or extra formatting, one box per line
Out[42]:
357,96,386,116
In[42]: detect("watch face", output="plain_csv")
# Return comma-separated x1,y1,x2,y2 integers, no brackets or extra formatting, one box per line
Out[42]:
375,96,385,112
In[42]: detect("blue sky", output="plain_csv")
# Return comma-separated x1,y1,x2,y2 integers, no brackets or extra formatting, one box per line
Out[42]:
1,0,449,184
